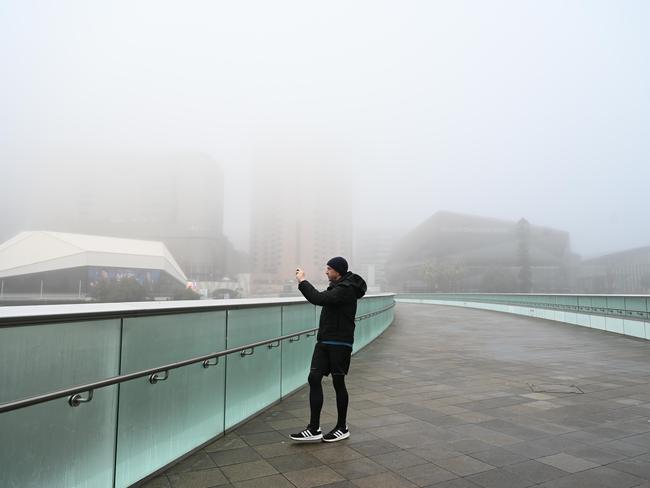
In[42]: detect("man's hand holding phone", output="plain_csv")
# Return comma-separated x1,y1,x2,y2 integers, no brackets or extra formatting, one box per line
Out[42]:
295,268,305,283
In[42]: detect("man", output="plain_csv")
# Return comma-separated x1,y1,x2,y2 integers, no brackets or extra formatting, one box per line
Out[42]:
290,256,367,442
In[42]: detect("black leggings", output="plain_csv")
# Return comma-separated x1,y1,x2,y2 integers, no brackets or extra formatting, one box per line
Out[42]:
308,371,348,429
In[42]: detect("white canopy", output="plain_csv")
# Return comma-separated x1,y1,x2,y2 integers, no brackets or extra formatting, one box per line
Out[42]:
0,231,187,284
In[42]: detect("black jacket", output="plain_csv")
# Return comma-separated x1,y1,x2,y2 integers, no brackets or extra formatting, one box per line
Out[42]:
298,271,367,344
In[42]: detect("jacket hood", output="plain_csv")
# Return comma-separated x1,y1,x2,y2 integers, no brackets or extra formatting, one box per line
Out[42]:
337,271,367,298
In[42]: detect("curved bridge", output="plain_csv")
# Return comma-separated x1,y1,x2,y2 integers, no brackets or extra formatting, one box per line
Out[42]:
143,302,650,488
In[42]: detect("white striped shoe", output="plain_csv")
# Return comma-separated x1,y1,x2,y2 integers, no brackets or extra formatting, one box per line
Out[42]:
322,426,350,442
290,427,322,442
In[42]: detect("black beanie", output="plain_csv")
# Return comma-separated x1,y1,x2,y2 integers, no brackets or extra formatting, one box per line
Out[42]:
327,256,348,275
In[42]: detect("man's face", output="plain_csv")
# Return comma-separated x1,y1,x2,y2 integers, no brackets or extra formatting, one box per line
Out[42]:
325,265,341,282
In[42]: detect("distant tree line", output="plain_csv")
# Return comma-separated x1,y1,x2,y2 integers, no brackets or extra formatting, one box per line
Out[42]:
89,277,200,302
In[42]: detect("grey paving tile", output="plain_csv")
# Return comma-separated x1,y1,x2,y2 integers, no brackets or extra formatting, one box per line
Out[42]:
556,429,611,445
139,475,172,488
345,430,380,445
205,435,248,453
269,418,309,430
597,439,650,458
563,444,629,464
431,455,495,476
253,441,323,458
404,409,447,423
317,482,357,488
447,440,495,455
465,467,535,488
477,420,548,441
502,441,560,459
407,445,463,462
208,447,262,467
626,434,650,449
536,453,600,473
352,413,417,428
396,463,458,486
368,421,433,439
330,458,387,479
536,473,609,488
350,472,418,488
467,447,528,467
232,474,295,488
167,451,217,474
266,452,324,472
528,435,589,452
423,415,471,428
382,431,451,450
265,410,300,420
220,460,278,482
566,466,646,488
167,468,229,488
239,430,287,446
609,459,650,480
349,439,401,457
237,420,276,435
370,451,429,471
356,406,400,416
450,425,521,447
284,466,346,488
312,446,365,464
428,480,482,488
502,460,568,484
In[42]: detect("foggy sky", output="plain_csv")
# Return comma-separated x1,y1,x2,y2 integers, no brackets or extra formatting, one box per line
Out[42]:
2,1,649,257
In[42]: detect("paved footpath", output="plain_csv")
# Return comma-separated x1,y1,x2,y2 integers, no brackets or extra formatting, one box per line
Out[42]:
143,303,650,488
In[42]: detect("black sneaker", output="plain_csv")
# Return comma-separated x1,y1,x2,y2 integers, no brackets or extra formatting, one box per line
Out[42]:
322,426,350,442
290,426,322,442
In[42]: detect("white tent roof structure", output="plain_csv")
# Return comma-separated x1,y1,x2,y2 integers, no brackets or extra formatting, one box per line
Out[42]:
0,231,187,283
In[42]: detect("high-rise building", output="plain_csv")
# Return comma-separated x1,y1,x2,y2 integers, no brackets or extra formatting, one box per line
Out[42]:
353,228,402,292
249,162,352,294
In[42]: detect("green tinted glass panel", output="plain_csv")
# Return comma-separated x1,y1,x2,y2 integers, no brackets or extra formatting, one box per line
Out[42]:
607,297,625,311
225,307,281,429
116,312,226,488
281,304,317,396
592,297,607,309
625,297,647,313
0,319,120,488
578,296,593,309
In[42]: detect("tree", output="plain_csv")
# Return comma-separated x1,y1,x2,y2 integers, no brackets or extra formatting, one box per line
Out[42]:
422,259,437,291
90,277,147,302
422,258,466,292
173,287,201,300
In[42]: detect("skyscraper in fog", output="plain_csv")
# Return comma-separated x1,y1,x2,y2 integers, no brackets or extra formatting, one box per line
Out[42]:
353,228,401,292
250,162,352,294
6,153,234,281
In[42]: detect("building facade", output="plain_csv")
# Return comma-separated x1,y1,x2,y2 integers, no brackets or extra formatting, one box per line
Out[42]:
249,162,352,295
387,211,577,292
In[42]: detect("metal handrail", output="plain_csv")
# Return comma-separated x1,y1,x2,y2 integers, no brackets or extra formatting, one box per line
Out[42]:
0,302,395,414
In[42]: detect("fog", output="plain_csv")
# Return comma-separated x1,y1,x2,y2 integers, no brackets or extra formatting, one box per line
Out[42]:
1,1,649,282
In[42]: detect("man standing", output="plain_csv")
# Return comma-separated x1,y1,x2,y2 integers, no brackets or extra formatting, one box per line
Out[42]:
290,256,367,442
